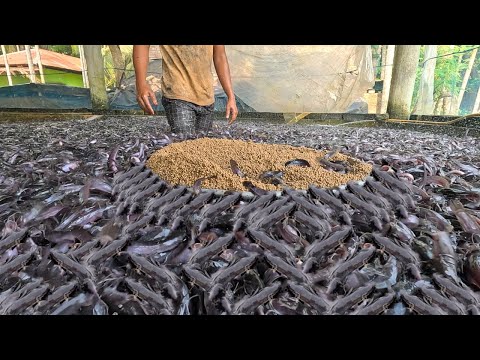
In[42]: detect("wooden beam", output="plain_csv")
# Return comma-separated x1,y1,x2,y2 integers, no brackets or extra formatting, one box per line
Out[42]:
83,45,109,111
387,45,421,119
34,45,46,84
380,45,395,114
380,45,387,80
78,45,89,88
1,45,13,86
24,45,36,83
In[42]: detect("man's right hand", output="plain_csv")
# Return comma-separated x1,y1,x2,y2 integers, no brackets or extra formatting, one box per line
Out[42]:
136,82,158,115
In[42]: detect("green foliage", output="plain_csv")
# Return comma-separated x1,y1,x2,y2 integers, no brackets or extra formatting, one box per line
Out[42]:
412,45,479,113
102,45,134,90
48,45,76,56
433,46,469,98
70,46,80,57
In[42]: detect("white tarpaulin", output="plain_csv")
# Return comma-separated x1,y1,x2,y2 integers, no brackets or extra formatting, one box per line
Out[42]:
220,45,375,113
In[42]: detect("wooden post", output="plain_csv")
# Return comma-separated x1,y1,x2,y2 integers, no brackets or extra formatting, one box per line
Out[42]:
83,45,108,111
34,45,46,84
380,45,395,114
15,45,20,52
456,48,478,114
24,45,37,83
1,45,13,86
380,45,387,80
78,45,89,88
387,45,421,119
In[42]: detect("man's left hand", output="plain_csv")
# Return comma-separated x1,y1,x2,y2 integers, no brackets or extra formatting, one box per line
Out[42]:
226,98,239,125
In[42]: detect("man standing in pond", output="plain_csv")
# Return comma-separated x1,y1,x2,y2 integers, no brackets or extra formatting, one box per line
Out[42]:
133,45,238,135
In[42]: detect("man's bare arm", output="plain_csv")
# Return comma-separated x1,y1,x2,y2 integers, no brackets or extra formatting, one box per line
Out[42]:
133,45,157,114
213,45,238,123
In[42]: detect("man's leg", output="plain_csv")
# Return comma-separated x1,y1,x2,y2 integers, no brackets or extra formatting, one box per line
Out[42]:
194,103,215,133
161,97,197,135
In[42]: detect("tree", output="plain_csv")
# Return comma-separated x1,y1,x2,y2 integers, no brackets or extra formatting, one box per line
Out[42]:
108,45,125,89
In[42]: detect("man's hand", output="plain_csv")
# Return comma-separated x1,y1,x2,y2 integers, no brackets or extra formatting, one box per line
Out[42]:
133,45,157,115
213,46,238,125
226,97,238,124
136,82,158,115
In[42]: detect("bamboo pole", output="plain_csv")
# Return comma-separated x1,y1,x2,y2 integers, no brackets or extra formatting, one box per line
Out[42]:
24,45,36,83
380,45,395,114
1,45,13,86
380,45,386,80
34,45,45,84
78,45,89,88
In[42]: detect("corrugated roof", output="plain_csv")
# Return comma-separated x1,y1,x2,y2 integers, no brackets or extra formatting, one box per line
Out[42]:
0,48,82,73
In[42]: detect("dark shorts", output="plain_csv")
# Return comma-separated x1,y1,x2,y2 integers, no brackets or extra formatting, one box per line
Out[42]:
162,96,215,135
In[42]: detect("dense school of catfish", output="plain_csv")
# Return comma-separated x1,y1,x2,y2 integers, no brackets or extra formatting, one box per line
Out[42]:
1,116,480,315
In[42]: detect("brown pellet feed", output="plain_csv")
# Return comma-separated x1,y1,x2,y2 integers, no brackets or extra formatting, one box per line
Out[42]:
147,138,373,191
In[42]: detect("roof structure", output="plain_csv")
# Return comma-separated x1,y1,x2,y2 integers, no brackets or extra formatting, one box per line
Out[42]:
0,48,82,75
